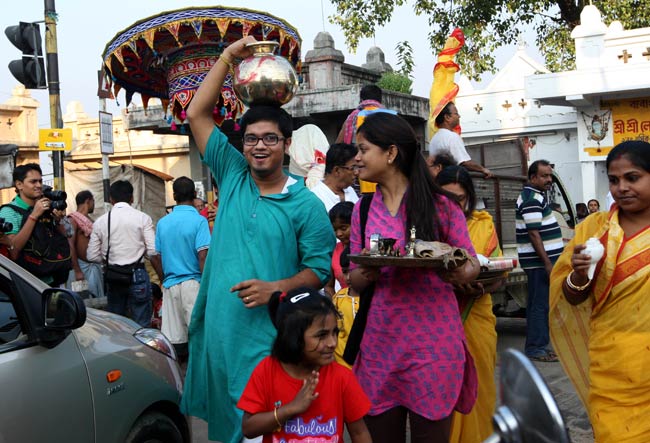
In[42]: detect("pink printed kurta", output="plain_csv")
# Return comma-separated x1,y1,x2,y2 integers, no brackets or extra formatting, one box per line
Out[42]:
350,190,478,419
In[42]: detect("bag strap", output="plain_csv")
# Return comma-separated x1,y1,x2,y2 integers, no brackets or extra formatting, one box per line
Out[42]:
1,203,30,223
359,193,373,249
342,193,375,366
104,210,144,267
105,210,111,265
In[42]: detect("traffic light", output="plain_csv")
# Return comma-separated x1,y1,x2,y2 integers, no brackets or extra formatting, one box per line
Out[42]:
5,22,47,89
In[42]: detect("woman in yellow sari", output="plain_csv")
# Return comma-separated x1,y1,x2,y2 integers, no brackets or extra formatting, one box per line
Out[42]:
550,140,650,443
437,165,502,443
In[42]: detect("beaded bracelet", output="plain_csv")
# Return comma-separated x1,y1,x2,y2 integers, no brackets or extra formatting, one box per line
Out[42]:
566,271,591,291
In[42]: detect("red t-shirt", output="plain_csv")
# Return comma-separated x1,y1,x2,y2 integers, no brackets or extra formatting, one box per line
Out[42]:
237,356,370,442
199,200,218,233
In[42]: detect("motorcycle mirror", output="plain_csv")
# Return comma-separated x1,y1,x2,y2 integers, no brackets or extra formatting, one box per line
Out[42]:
484,348,571,443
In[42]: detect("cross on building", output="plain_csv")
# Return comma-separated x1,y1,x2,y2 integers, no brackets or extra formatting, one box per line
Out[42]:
618,49,632,63
474,103,483,114
643,47,650,60
502,100,512,111
518,99,528,109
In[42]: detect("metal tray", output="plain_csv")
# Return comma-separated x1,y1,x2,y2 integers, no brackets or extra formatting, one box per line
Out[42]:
348,254,465,269
475,269,510,285
477,269,509,279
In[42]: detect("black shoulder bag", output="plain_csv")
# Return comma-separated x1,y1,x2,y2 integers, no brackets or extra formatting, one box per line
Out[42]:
343,194,375,365
0,203,71,280
104,210,138,286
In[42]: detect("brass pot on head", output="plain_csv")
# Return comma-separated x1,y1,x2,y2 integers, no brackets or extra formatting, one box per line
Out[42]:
233,41,298,106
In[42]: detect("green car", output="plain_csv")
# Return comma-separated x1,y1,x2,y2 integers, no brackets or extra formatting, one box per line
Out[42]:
0,255,190,442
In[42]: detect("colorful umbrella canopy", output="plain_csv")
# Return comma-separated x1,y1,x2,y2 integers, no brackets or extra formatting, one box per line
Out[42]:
101,7,302,128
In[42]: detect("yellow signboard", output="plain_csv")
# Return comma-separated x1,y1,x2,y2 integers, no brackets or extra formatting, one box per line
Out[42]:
39,128,72,151
602,98,650,146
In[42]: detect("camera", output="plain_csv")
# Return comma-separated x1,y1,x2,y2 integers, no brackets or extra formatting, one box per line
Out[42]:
0,217,12,233
42,185,68,211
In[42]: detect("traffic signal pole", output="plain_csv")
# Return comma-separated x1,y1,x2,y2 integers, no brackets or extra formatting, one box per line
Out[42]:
44,0,64,190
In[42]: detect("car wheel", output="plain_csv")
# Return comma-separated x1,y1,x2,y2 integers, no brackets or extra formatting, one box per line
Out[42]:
125,411,184,443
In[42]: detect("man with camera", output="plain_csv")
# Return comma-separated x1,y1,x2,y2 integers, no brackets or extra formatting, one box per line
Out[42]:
86,180,161,327
0,163,71,285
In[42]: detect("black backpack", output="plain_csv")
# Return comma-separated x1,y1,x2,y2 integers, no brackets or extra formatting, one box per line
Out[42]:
1,204,71,282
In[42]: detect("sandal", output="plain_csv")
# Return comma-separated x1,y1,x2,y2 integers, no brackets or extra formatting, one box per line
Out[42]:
529,353,559,362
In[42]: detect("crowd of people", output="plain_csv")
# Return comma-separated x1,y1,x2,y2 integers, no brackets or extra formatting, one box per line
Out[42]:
2,34,647,443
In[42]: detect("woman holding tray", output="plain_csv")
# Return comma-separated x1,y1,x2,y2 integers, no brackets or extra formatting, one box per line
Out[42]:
348,112,480,443
437,165,504,443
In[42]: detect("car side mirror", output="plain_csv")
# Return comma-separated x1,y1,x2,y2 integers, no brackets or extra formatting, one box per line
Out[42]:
43,288,86,330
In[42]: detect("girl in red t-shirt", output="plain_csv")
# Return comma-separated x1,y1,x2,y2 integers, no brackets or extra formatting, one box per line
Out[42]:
324,201,354,297
237,287,372,443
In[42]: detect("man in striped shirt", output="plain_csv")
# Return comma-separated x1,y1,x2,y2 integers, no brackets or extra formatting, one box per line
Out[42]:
516,159,564,362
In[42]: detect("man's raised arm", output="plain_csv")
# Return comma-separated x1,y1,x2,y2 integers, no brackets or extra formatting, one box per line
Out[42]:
186,36,257,156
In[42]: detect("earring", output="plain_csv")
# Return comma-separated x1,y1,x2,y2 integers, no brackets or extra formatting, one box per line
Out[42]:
388,159,392,164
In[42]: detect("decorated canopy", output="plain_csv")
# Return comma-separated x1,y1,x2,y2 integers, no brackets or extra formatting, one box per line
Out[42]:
101,7,302,128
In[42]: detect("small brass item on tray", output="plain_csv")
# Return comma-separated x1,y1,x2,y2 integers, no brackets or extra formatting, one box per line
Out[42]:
406,225,416,257
377,238,399,257
349,238,470,269
369,233,380,255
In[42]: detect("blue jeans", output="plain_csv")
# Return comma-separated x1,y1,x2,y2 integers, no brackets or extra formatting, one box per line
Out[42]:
524,268,551,357
106,267,152,327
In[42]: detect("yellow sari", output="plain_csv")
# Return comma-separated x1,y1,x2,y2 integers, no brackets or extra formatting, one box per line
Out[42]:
450,210,501,443
333,287,359,370
550,207,650,443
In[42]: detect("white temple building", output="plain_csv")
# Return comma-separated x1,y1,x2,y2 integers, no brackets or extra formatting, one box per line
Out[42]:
526,5,650,205
454,42,580,204
453,4,650,208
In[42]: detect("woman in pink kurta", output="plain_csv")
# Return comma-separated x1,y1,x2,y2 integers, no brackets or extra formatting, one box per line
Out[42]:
349,112,479,443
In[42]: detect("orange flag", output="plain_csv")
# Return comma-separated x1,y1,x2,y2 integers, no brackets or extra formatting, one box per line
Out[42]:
428,28,465,139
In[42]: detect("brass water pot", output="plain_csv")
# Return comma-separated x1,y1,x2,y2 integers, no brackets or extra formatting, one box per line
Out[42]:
233,41,298,106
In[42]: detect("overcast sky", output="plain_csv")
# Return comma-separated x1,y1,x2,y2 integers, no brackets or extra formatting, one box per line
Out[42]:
1,0,536,128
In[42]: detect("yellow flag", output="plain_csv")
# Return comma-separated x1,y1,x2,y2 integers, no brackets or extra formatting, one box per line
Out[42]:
428,28,465,140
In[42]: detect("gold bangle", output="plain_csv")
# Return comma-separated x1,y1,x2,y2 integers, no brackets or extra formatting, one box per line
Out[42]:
566,271,591,291
218,53,233,69
273,406,282,432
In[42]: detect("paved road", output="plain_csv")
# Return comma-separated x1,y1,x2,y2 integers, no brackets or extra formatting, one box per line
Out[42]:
496,317,593,443
190,317,594,442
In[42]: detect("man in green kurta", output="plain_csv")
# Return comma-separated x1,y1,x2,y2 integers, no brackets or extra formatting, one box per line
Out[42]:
181,36,336,443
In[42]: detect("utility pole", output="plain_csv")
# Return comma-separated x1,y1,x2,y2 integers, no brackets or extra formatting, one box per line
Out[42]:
44,0,64,190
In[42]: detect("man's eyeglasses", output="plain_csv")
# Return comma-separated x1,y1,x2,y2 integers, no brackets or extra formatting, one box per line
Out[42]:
338,165,358,172
242,134,285,147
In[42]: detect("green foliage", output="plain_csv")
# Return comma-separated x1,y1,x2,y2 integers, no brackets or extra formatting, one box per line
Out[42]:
329,0,650,79
396,40,415,78
377,71,413,94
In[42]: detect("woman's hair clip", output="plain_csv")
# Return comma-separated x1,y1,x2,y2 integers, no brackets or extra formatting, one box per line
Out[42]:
289,292,311,303
279,291,288,301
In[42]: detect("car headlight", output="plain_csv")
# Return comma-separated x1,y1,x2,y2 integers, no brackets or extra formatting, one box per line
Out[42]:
134,328,177,360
